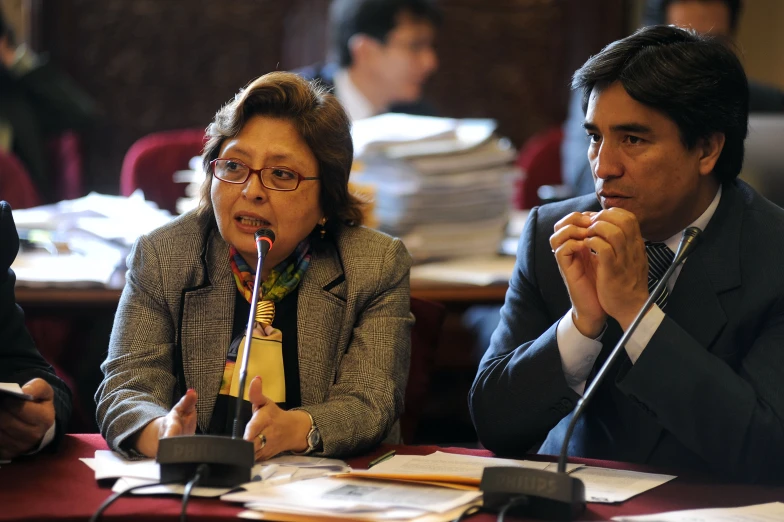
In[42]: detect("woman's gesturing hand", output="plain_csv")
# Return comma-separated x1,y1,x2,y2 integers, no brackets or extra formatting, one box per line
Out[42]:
133,388,199,457
243,376,312,461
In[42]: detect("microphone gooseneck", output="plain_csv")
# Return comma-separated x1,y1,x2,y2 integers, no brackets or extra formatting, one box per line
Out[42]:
232,228,275,439
556,226,703,473
156,229,276,488
478,228,703,520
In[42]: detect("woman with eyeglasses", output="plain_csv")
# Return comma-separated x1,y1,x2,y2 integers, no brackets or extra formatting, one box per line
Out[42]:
96,72,413,461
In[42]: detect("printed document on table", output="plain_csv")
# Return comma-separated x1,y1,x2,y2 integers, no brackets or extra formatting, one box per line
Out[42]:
571,466,676,503
341,451,553,488
612,501,784,521
112,476,232,498
82,450,345,489
226,476,481,516
237,503,482,522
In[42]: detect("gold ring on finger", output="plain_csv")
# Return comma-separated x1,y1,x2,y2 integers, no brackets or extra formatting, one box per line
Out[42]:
258,433,267,448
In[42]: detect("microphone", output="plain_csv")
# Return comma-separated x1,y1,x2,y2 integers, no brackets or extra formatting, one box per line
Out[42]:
157,228,275,487
233,228,275,439
480,227,703,520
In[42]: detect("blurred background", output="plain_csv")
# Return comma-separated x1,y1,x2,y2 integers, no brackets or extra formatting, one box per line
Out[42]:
1,0,779,197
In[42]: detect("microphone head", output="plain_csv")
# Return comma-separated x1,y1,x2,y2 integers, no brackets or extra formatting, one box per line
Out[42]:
254,228,275,257
673,226,702,265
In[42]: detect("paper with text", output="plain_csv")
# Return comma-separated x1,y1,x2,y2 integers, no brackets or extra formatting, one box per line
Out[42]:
342,452,552,487
228,476,481,516
612,501,784,521
571,466,676,503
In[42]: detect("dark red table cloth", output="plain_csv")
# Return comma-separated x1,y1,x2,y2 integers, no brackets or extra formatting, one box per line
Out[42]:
1,434,782,521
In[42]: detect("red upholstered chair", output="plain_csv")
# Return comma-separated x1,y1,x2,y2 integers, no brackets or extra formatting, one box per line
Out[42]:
0,150,42,209
401,297,447,444
514,126,565,209
120,129,206,214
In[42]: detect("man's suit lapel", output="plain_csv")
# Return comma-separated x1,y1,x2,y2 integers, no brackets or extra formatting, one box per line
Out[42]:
624,184,743,462
179,228,235,432
297,243,349,407
666,183,742,351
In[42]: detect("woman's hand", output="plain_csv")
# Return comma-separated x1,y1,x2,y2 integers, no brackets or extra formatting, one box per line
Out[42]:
133,388,198,457
243,376,312,461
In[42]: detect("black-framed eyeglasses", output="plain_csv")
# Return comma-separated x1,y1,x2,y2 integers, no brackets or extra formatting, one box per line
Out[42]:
210,158,319,192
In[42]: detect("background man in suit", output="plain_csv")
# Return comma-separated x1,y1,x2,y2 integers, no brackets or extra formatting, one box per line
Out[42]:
297,0,440,121
0,201,72,459
470,25,784,483
562,0,784,197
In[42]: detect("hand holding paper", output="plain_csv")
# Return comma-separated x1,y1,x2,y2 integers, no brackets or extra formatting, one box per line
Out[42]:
0,378,56,459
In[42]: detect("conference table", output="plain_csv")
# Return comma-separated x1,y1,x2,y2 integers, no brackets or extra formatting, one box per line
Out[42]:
2,434,782,521
14,280,510,307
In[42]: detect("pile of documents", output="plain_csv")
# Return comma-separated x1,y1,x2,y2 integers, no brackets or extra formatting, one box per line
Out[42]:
339,452,676,504
351,114,520,262
81,450,350,498
81,448,684,521
174,155,207,215
11,192,173,288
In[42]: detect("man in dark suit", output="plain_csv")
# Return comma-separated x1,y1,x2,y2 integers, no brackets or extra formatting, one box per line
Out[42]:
0,201,71,459
469,25,784,483
297,0,440,121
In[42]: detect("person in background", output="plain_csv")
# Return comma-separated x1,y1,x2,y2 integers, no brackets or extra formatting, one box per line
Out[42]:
297,0,440,121
0,7,96,202
470,25,784,483
96,72,413,461
561,0,784,197
0,201,72,459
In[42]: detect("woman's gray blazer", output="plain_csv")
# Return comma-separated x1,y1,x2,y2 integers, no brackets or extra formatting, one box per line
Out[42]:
96,211,413,457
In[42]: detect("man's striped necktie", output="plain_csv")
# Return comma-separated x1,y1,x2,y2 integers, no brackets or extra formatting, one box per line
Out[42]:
645,242,675,308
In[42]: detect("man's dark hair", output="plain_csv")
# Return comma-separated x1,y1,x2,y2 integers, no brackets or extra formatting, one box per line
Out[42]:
643,0,743,33
330,0,441,67
572,24,749,184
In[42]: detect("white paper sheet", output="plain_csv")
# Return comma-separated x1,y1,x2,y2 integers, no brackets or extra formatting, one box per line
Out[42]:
351,452,551,482
230,476,481,515
112,476,231,497
0,382,33,400
82,450,346,496
571,466,676,503
612,501,784,521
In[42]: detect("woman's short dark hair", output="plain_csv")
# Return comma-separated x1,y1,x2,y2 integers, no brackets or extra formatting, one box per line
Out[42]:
199,71,364,228
572,24,749,184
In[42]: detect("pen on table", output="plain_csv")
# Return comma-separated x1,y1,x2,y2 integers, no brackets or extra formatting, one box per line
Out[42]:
368,450,396,468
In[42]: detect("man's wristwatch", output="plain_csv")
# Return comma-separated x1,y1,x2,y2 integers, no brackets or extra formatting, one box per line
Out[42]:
292,412,321,455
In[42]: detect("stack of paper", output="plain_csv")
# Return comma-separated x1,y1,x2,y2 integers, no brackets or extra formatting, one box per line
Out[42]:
11,191,173,288
174,156,207,215
80,450,350,498
225,477,482,522
352,114,520,262
337,452,675,504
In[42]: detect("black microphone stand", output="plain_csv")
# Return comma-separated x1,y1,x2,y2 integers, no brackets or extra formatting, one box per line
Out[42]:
157,229,275,488
480,227,702,521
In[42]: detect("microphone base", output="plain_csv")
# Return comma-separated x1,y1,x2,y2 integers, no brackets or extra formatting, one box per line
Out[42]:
157,435,254,488
480,467,586,521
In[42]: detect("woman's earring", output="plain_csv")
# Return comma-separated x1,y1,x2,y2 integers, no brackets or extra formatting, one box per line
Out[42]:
319,217,327,239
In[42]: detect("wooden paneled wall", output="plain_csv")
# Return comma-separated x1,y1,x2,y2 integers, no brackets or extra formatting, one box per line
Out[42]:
35,0,626,195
